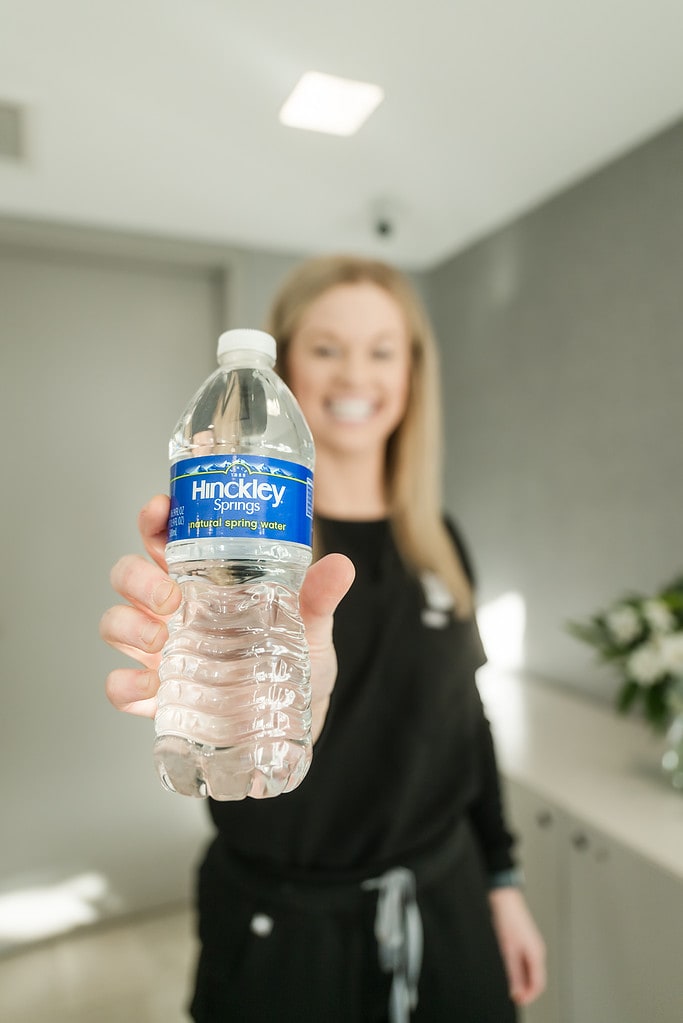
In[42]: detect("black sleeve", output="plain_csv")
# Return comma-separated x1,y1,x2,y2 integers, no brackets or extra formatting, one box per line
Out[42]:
444,515,518,874
467,703,518,874
443,515,488,668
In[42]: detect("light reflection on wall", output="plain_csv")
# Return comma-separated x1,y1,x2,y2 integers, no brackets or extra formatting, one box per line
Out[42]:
476,592,529,767
477,591,527,670
0,873,113,950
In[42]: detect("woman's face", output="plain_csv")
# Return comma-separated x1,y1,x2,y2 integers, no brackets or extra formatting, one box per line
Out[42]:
286,282,412,461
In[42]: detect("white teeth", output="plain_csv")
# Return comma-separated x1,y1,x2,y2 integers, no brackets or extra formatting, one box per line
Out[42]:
328,399,374,422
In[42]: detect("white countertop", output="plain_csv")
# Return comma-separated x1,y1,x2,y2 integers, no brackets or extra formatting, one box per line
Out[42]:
477,667,683,882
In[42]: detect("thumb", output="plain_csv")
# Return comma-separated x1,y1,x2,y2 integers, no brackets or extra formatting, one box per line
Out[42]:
300,554,356,636
299,553,355,743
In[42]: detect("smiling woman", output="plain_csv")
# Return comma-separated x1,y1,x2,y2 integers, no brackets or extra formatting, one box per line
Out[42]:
102,252,546,1022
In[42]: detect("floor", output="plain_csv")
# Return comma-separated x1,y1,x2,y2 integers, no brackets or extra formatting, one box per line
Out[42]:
0,904,198,1023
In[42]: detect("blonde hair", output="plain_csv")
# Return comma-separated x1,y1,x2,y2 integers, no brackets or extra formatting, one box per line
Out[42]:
266,254,474,618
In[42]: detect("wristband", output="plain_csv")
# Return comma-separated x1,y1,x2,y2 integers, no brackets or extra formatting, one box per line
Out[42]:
488,867,524,890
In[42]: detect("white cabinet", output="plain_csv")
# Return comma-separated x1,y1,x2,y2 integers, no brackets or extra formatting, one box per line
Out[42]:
564,812,683,1023
505,781,563,1023
506,778,683,1023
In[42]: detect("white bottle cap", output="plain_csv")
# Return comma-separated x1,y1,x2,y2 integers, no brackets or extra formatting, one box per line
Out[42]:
217,328,276,361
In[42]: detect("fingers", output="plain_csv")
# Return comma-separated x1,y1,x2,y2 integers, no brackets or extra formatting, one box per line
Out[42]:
509,948,546,1006
99,604,168,664
497,937,533,1006
103,544,180,719
510,923,546,1006
138,494,171,569
524,937,546,1004
102,497,175,719
109,553,181,617
507,953,531,1006
100,592,168,719
104,666,159,718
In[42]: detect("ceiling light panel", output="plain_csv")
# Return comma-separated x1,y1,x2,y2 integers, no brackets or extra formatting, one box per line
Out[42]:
279,71,384,137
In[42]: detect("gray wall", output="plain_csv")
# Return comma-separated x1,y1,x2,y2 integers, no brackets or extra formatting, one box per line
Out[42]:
429,118,683,703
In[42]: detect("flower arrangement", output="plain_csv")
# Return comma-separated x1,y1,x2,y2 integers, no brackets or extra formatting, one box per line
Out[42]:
568,576,683,732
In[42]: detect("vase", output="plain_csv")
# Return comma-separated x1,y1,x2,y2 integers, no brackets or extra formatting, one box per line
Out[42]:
661,713,683,790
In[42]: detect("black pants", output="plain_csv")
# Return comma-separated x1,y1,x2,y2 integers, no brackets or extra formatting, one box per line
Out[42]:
190,822,516,1023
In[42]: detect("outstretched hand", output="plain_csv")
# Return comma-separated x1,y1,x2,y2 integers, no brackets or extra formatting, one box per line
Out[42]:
100,494,355,742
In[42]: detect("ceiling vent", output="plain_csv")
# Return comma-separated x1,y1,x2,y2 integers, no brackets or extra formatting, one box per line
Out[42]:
0,101,25,160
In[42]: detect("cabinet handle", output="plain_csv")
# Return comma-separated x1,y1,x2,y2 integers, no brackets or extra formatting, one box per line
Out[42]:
535,810,553,828
572,832,590,851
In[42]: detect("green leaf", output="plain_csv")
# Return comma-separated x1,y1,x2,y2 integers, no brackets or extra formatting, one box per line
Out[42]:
617,680,640,714
644,683,671,732
663,592,683,614
566,620,600,643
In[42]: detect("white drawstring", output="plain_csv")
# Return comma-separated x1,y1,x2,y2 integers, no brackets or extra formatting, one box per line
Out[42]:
362,867,423,1023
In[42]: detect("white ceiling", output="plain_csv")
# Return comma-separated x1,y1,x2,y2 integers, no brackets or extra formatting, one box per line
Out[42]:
1,0,683,269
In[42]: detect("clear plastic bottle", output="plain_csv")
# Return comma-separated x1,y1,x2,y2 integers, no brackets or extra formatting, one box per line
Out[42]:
154,328,315,800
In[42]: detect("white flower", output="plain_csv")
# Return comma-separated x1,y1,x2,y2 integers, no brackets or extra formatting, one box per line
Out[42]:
627,642,667,686
642,599,675,634
605,605,641,645
660,633,683,677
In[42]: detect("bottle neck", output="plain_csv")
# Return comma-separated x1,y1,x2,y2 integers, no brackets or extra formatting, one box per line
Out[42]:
218,348,275,370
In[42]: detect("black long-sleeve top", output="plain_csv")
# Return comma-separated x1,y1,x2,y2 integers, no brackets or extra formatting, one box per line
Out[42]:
208,516,516,879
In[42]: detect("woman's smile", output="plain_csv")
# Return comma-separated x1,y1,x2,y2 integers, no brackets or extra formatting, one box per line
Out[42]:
325,398,377,424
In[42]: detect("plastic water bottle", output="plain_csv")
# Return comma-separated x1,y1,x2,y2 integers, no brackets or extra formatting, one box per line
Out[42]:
154,328,315,800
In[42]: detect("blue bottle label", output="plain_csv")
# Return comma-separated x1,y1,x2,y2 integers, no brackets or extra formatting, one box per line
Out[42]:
168,454,314,547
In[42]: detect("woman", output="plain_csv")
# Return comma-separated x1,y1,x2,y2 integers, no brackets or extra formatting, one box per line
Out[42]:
101,255,545,1022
